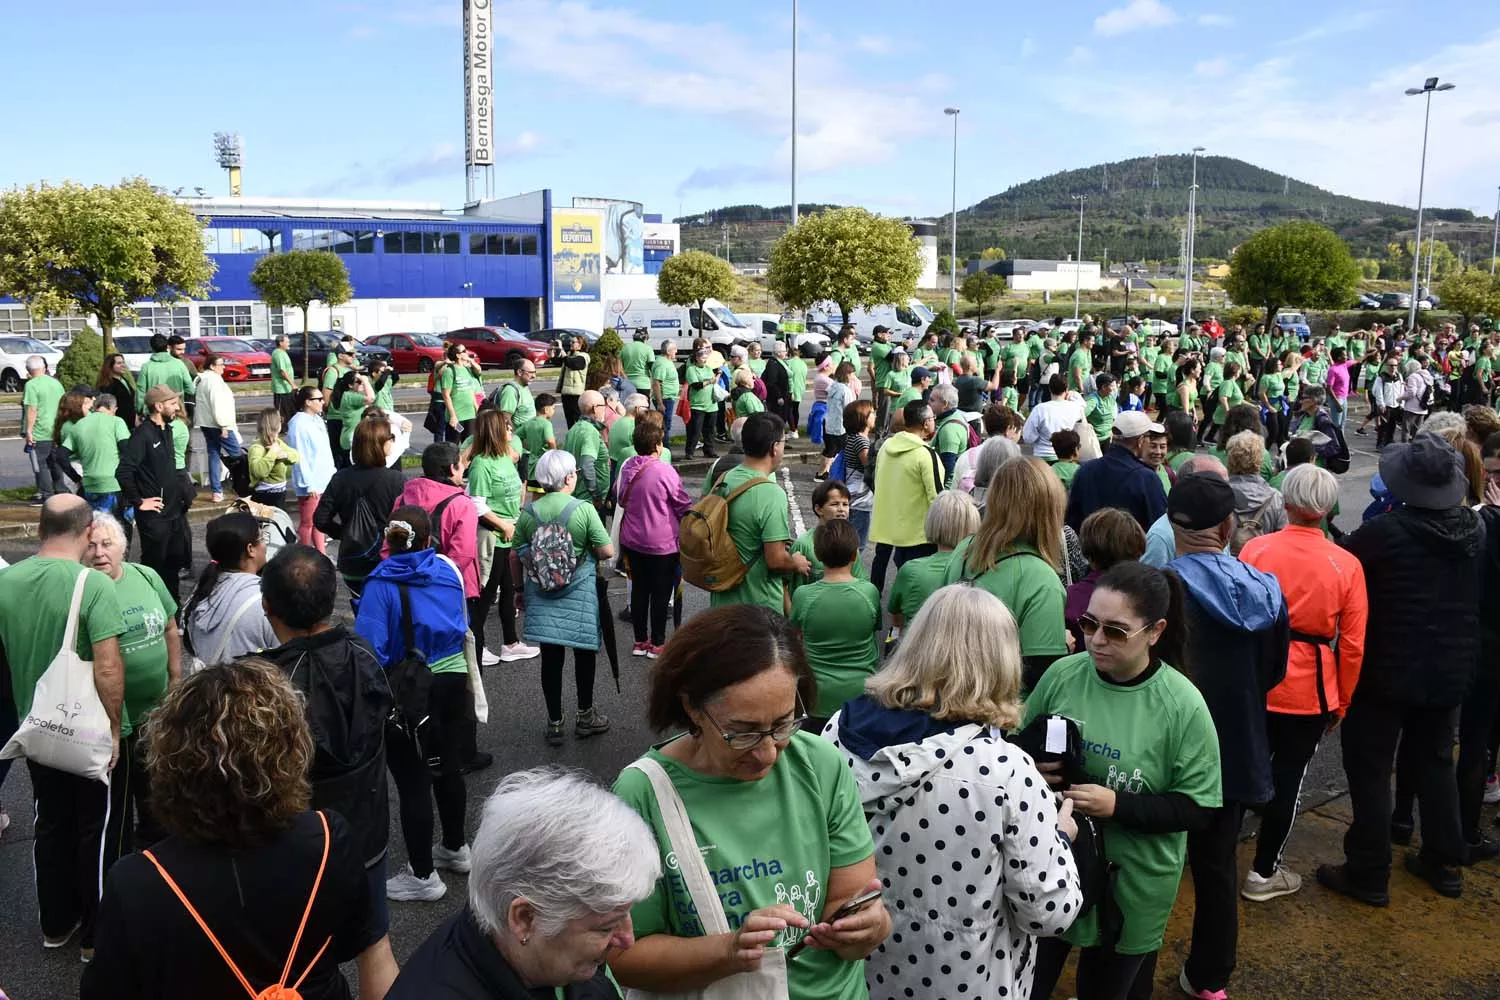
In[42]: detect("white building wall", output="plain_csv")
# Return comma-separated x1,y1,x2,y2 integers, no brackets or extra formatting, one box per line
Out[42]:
1010,263,1102,292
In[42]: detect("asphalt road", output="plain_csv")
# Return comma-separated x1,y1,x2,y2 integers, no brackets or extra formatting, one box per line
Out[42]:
0,415,1385,998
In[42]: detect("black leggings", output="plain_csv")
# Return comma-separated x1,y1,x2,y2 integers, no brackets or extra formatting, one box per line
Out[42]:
541,643,597,721
787,400,801,432
684,410,715,458
1254,712,1328,877
625,547,678,646
1031,937,1156,1000
470,543,519,647
562,393,581,428
385,673,469,878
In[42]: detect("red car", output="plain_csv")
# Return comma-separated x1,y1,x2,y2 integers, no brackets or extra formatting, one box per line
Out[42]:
443,327,552,369
366,332,447,373
181,337,273,381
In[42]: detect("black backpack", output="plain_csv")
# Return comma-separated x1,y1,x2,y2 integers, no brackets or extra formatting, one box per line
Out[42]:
337,495,387,581
225,451,252,498
386,583,434,740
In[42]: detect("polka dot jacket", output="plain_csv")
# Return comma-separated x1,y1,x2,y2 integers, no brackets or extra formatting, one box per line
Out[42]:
825,707,1081,1000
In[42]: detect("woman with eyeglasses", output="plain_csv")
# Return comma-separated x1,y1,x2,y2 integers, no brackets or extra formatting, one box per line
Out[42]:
610,604,890,999
1025,561,1222,1000
439,342,483,443
286,385,335,553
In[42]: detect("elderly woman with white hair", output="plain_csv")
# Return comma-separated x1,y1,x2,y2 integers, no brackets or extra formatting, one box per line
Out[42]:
827,584,1082,1000
1239,463,1368,902
388,767,661,999
514,450,615,747
84,510,182,848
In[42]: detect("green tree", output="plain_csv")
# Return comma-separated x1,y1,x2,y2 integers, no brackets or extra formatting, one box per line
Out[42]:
960,271,1007,322
249,249,354,380
656,250,737,340
1436,269,1500,329
0,178,215,356
588,328,625,381
1223,222,1361,335
929,308,959,336
978,247,1008,261
767,207,923,322
56,328,104,390
1356,258,1381,280
1382,238,1460,285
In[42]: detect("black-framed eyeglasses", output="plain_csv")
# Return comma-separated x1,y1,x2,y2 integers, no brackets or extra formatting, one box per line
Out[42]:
703,698,807,750
1078,614,1154,643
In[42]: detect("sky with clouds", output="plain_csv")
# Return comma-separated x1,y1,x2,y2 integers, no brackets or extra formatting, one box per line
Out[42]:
5,0,1498,221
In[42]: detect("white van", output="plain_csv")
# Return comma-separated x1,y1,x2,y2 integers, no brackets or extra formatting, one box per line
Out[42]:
604,297,752,353
736,313,831,357
807,298,935,344
109,327,160,372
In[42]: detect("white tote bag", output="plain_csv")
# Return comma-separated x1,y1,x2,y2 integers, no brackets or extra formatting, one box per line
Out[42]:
624,758,790,1000
0,570,115,784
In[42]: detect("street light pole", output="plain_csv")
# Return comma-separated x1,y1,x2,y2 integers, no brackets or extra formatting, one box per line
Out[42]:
790,0,797,227
1425,220,1438,289
1071,194,1087,321
1491,186,1498,275
944,108,960,318
1182,146,1204,330
1404,77,1455,332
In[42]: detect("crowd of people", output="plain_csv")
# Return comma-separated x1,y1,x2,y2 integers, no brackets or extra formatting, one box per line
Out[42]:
2,311,1500,1000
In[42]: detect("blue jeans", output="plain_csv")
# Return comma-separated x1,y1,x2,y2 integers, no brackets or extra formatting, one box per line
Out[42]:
659,397,677,440
201,427,242,494
1330,398,1348,429
848,507,872,551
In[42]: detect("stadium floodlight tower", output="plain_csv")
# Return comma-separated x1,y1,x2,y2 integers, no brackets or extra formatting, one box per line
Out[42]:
213,132,244,197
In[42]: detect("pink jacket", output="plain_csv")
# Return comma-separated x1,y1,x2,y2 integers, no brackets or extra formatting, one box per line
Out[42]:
617,455,693,556
387,477,480,598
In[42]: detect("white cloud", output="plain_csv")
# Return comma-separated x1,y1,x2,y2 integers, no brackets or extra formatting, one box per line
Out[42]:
1197,13,1234,27
1280,9,1381,46
854,35,892,55
1194,57,1230,77
1066,45,1094,66
1094,0,1179,37
1020,36,1036,59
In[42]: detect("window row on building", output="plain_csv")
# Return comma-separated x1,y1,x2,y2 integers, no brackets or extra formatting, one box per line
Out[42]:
202,227,540,257
0,304,285,342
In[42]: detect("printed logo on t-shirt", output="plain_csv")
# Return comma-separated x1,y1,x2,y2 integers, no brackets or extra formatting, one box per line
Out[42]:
665,848,819,943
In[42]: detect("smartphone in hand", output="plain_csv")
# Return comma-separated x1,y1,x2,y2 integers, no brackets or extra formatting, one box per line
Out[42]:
785,889,883,959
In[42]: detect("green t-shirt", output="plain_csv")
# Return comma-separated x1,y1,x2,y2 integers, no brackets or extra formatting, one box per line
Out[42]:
171,418,189,470
791,579,881,717
1023,652,1222,954
1155,465,1171,493
1213,378,1245,424
749,359,767,377
1259,372,1286,400
686,364,717,412
1068,349,1092,392
1151,353,1174,394
1140,345,1159,369
514,489,610,558
869,340,893,387
468,453,523,549
320,363,349,392
137,353,196,413
23,373,65,440
441,364,481,423
333,389,368,451
944,540,1067,658
1202,361,1223,394
110,563,178,738
1167,450,1195,475
887,550,952,622
495,381,537,426
1084,393,1116,439
608,416,638,468
371,374,396,412
620,341,655,391
0,559,126,722
1222,350,1247,375
270,348,296,394
708,465,792,614
611,732,874,1000
517,416,555,470
1001,341,1030,379
835,344,861,372
563,419,609,504
1301,358,1329,392
1247,334,1270,360
894,385,924,409
788,528,870,590
62,410,132,493
785,357,809,404
651,356,681,399
1027,333,1044,362
880,369,912,398
733,392,765,418
1052,460,1080,492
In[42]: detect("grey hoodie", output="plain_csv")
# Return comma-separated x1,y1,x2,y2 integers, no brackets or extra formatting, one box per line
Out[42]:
186,571,278,664
1229,474,1288,536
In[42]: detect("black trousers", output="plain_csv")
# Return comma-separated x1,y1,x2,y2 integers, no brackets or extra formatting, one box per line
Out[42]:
562,393,581,428
715,401,728,438
684,410,715,459
624,547,678,646
327,419,349,469
541,643,597,720
1183,801,1246,993
787,400,801,433
110,732,166,855
1031,937,1155,1000
1375,407,1402,448
273,391,296,425
1341,693,1464,885
385,674,469,878
30,760,124,949
135,511,185,606
1396,662,1500,845
870,542,937,596
1253,712,1328,877
471,543,519,648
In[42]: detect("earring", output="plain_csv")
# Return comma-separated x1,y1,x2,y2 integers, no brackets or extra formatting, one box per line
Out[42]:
520,936,530,946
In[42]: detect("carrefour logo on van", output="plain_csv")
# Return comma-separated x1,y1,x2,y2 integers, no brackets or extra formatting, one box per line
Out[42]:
560,224,595,245
650,319,682,329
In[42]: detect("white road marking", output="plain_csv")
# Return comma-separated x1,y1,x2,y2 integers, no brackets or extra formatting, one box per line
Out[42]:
781,465,807,538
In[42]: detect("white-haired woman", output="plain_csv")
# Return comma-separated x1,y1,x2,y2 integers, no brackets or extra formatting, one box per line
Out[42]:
387,767,660,998
827,584,1082,1000
887,490,980,630
514,450,614,747
966,435,1021,513
85,510,182,851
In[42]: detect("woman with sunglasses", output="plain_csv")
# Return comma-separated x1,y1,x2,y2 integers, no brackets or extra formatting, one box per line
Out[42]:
611,604,890,999
1025,561,1222,1000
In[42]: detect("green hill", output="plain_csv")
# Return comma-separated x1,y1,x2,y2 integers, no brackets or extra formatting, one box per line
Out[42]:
677,155,1487,266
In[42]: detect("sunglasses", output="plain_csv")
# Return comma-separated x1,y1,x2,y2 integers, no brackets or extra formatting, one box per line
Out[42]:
1078,614,1154,643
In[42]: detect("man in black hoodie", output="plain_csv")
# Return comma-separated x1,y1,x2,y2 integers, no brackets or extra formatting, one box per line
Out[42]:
1319,434,1483,904
116,384,186,602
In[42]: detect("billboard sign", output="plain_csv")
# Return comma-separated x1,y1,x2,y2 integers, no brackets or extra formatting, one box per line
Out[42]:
463,0,494,166
573,197,643,274
553,211,601,302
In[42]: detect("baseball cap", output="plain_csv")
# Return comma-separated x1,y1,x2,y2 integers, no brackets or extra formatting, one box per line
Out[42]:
912,366,932,382
336,343,356,357
873,325,890,335
1168,473,1236,530
1113,411,1164,438
144,384,179,407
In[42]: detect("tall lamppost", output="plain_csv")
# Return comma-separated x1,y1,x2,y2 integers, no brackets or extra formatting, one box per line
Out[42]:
1491,186,1498,275
1071,195,1087,321
790,0,798,226
1404,77,1456,332
1182,146,1204,330
945,107,960,317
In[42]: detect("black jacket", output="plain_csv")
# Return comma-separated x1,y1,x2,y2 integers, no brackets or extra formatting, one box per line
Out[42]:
1065,443,1168,532
388,905,620,1000
314,465,408,540
116,417,180,510
261,627,392,867
1343,505,1484,708
101,377,138,429
762,356,791,411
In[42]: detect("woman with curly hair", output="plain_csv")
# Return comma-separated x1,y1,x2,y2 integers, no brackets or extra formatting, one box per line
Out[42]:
81,659,392,999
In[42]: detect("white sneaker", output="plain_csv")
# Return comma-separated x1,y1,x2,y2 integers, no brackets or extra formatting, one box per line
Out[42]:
1241,866,1302,902
499,642,539,662
0,810,9,839
480,647,502,667
386,865,446,902
433,843,473,874
1485,775,1500,804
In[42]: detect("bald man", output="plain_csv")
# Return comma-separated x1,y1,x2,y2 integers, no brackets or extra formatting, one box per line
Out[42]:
563,389,611,506
1141,454,1228,566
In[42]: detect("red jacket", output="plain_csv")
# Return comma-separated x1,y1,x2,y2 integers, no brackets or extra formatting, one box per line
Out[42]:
1240,524,1367,716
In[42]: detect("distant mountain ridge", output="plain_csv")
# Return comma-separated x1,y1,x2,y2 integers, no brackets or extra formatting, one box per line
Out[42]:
677,154,1487,266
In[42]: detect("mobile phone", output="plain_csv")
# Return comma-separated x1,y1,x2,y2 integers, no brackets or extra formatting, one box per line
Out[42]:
785,889,884,959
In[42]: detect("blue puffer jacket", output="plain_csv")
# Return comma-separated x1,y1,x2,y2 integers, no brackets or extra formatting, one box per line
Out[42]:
522,559,599,651
354,547,468,669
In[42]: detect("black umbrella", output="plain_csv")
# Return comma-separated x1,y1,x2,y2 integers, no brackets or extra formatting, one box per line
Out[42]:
596,573,621,693
673,564,684,629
